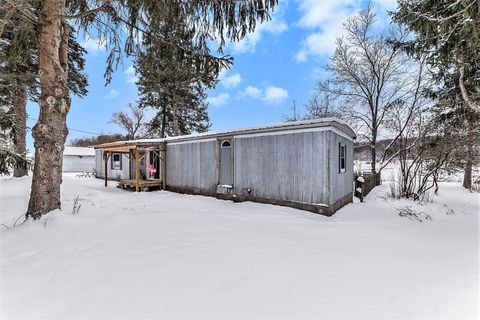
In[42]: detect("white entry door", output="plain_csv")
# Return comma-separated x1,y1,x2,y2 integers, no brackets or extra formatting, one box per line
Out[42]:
219,139,232,186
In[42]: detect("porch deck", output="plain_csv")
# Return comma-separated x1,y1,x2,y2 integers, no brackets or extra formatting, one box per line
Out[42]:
118,179,163,191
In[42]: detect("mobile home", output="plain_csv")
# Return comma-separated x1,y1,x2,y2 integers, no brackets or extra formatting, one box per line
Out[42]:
94,118,355,215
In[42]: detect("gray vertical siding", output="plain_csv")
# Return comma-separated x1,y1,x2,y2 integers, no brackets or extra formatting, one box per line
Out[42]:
328,131,354,203
94,126,354,208
95,150,104,177
94,150,130,180
63,155,95,172
233,131,331,205
166,140,217,192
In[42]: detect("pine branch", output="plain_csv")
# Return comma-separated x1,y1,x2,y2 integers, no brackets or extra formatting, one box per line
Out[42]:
60,0,114,20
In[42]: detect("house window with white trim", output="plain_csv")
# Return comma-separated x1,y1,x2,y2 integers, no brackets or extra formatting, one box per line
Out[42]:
111,153,122,170
339,144,346,173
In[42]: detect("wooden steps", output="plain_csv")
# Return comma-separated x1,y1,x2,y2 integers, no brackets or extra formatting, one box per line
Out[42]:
117,179,163,191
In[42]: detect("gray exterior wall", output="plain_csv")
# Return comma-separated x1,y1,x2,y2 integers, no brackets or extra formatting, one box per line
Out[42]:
164,129,353,207
233,131,333,205
328,132,354,205
63,155,95,172
166,140,217,192
94,122,354,213
95,150,131,180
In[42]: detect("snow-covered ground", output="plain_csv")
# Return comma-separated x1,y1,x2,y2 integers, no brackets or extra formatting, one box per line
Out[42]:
0,174,478,319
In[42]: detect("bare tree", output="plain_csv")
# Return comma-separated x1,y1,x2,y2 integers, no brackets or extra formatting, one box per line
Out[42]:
109,103,150,140
304,89,341,119
383,59,460,200
282,100,302,122
379,57,432,169
317,4,410,173
388,119,453,200
70,133,126,147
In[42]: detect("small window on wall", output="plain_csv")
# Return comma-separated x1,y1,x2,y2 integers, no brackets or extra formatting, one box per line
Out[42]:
221,140,231,148
339,144,346,173
111,153,122,170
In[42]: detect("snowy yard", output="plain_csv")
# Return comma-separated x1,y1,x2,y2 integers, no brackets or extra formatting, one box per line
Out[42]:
0,174,478,319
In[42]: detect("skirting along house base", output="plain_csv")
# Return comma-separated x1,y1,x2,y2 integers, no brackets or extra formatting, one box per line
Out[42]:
94,118,355,216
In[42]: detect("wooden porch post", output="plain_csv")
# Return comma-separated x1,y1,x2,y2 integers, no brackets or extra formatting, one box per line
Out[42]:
135,149,140,192
129,150,133,180
104,151,109,187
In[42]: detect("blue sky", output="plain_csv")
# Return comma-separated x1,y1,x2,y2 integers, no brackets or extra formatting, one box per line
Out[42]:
25,0,397,150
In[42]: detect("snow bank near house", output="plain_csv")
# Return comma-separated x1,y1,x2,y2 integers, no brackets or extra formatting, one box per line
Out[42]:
0,174,478,319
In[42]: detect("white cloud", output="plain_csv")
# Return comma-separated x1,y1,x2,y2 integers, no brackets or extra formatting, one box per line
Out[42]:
262,85,289,104
297,0,358,28
239,85,262,99
207,93,230,107
295,24,347,61
294,0,396,62
82,37,106,54
295,0,360,61
105,89,119,99
125,65,135,74
238,84,288,105
219,71,242,88
124,65,138,84
295,51,308,63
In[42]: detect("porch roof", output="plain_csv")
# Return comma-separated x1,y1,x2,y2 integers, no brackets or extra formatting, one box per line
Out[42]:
100,142,165,153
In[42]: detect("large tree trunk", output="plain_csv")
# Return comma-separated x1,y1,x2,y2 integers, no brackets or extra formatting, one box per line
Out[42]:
463,142,472,190
26,0,70,219
463,160,472,190
13,81,28,177
160,104,167,138
462,118,475,190
172,94,179,136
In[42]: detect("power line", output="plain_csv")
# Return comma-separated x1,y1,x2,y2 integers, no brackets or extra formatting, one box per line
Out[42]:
68,127,102,135
26,116,101,136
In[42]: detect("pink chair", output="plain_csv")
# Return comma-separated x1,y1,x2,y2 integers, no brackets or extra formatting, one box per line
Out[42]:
147,164,156,178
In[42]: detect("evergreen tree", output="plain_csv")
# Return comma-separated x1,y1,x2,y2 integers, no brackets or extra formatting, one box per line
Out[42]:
430,71,480,190
0,107,30,175
0,13,88,177
0,14,37,177
392,0,480,113
1,0,278,218
136,9,223,137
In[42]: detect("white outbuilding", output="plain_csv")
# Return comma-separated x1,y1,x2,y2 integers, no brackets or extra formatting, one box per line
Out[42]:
63,147,95,173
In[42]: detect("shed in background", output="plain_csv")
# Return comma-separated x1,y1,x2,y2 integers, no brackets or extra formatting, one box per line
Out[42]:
63,147,95,172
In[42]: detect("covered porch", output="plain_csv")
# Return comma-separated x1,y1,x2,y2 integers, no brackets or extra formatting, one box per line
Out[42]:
101,142,166,192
